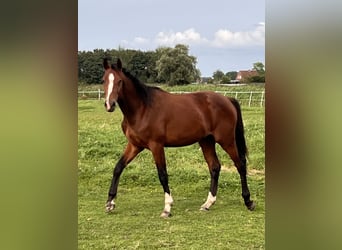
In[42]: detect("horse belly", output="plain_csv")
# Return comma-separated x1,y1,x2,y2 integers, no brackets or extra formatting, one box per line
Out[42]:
164,117,208,147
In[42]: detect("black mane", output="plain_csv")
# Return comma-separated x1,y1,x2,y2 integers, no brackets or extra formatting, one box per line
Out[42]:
121,68,162,106
108,60,162,106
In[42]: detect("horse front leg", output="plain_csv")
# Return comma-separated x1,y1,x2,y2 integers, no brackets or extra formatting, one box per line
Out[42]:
157,167,173,218
150,143,173,218
106,143,143,212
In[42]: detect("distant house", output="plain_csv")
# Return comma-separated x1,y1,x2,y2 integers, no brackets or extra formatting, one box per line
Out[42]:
233,70,259,83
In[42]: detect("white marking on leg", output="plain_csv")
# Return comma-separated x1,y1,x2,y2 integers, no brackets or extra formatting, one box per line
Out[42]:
106,200,115,212
105,73,115,110
200,192,216,211
161,192,173,217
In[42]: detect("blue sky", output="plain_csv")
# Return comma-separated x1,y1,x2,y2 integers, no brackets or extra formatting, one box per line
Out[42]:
78,0,265,77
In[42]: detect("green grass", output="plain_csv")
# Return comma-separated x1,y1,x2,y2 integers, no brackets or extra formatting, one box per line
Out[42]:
78,96,264,249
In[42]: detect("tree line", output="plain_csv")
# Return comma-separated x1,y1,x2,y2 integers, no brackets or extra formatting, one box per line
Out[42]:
78,44,200,85
78,44,265,85
210,62,265,84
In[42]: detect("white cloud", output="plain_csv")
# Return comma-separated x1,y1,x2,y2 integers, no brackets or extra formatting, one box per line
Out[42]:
155,28,207,46
121,22,265,49
134,37,149,44
212,22,265,47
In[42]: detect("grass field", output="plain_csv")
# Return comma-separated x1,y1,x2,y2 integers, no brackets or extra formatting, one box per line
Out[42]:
78,90,265,249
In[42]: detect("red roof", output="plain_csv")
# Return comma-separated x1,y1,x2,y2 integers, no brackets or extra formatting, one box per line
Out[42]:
236,70,259,81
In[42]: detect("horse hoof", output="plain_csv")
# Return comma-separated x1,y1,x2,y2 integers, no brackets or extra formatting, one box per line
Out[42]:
247,201,256,211
200,207,209,212
105,201,115,213
160,211,171,218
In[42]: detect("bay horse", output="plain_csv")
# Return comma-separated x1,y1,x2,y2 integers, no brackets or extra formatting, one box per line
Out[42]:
102,58,255,217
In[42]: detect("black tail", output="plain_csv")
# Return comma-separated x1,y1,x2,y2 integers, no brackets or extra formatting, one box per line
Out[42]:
229,97,248,158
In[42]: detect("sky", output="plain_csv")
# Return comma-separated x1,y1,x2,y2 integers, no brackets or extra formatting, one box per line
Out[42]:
78,0,265,77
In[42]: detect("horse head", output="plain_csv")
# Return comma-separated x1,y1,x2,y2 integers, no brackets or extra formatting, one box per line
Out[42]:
102,58,123,112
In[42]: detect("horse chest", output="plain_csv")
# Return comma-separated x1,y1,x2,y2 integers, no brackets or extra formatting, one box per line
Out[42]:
124,126,150,148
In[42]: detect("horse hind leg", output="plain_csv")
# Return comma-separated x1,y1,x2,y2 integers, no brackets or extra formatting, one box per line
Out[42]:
199,136,221,211
220,142,255,211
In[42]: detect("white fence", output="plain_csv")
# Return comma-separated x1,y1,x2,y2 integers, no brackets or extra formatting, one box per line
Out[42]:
78,89,103,100
78,89,265,107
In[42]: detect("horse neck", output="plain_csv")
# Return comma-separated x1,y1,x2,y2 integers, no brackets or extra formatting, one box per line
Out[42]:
117,77,145,120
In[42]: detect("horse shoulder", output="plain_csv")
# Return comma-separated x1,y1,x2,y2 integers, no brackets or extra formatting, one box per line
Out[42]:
121,118,128,134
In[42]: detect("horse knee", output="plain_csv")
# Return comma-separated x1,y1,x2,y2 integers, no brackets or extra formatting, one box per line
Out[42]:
210,164,221,179
156,166,170,194
113,157,125,176
157,167,168,181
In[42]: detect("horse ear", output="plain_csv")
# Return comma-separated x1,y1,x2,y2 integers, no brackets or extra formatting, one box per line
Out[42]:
116,58,122,70
103,58,110,69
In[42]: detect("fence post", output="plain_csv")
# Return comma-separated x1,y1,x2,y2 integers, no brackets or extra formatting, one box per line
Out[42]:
260,91,265,107
98,89,101,100
248,92,253,107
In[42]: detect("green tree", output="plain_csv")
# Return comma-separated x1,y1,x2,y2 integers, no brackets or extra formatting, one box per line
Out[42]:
221,75,231,84
212,70,224,83
156,44,199,85
78,50,104,84
251,62,265,82
78,45,200,85
253,62,265,74
129,51,151,83
225,71,238,82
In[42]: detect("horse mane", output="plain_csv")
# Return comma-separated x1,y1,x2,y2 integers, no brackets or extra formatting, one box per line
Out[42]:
122,68,163,106
108,60,163,106
122,69,148,104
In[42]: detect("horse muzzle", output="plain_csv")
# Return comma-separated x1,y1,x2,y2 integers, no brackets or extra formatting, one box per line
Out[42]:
104,101,116,112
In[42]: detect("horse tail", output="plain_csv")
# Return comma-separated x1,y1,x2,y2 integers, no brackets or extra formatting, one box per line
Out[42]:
229,97,248,158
